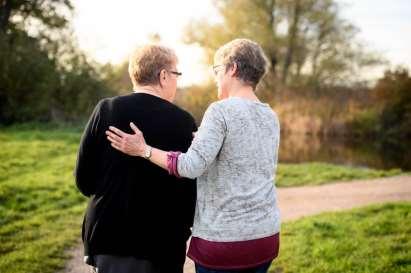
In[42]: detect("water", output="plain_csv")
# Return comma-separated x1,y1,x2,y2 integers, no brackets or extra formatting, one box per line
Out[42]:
279,133,411,171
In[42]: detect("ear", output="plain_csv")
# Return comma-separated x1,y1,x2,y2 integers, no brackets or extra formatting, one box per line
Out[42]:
159,69,167,87
229,63,238,77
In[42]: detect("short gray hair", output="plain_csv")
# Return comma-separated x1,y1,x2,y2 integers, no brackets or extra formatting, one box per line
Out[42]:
214,39,269,89
129,45,177,87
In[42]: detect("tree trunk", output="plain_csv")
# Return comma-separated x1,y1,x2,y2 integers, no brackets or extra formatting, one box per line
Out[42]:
0,0,12,33
282,0,302,84
269,0,277,36
269,0,278,74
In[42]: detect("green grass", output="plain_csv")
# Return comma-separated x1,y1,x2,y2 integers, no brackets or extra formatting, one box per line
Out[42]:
276,162,403,187
0,127,406,273
270,202,411,273
0,127,86,273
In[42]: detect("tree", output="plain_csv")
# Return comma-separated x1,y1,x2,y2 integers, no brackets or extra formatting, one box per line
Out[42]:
104,61,133,95
0,0,73,34
183,0,382,90
0,0,115,124
0,30,59,122
374,68,411,140
347,67,411,140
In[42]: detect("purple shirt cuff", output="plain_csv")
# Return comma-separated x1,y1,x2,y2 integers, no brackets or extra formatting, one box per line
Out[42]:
167,151,182,178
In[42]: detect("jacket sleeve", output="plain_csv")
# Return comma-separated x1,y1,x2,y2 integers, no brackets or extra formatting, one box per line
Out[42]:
74,100,104,197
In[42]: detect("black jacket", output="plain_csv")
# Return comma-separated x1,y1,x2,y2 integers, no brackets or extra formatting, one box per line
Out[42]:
75,93,197,264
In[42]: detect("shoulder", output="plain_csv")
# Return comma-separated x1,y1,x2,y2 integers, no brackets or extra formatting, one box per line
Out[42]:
208,97,247,112
205,99,230,114
210,98,233,108
203,101,223,118
95,94,124,108
204,98,242,119
90,94,135,117
201,101,228,130
270,109,280,127
90,97,109,114
103,93,134,105
93,96,122,115
274,112,280,132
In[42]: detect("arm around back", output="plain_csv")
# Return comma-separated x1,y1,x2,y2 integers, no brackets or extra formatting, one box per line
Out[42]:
177,102,227,179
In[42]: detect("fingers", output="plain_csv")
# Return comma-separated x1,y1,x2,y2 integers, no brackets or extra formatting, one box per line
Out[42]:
110,142,123,152
105,124,144,156
107,135,121,147
105,130,123,143
107,134,128,154
106,129,126,152
129,122,142,135
108,126,127,137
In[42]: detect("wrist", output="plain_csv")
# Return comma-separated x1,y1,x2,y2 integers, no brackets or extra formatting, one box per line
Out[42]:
143,145,152,159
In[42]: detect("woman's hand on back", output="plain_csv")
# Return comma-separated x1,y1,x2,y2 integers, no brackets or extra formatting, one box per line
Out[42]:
106,122,147,157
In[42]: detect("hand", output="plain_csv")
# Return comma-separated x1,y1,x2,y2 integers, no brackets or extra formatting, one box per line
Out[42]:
106,122,147,157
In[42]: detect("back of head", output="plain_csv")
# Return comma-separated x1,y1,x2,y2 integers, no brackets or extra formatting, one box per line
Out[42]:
214,38,269,89
128,44,177,88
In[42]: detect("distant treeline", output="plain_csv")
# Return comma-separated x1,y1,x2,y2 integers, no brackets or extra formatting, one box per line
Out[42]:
174,67,411,143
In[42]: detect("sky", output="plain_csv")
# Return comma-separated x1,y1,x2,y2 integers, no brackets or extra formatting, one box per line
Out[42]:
72,0,411,87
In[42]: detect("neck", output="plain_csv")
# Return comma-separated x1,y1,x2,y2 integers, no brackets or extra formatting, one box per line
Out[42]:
134,85,163,99
228,82,259,101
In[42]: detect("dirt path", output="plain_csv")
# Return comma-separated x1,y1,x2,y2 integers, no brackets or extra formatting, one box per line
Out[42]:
59,175,411,273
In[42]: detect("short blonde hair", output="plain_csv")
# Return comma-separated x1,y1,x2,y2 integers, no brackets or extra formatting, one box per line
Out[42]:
214,39,269,89
129,45,177,87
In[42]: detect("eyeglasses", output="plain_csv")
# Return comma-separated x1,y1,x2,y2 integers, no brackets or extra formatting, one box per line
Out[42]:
168,70,182,77
212,65,224,76
159,70,182,78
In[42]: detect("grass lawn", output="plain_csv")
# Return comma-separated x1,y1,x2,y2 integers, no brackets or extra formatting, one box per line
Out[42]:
0,126,406,273
270,202,411,273
0,127,86,273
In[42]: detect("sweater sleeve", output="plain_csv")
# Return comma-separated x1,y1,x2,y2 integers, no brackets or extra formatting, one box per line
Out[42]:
177,103,226,179
74,100,104,197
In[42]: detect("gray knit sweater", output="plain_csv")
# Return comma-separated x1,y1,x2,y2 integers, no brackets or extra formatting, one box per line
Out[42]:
178,97,281,242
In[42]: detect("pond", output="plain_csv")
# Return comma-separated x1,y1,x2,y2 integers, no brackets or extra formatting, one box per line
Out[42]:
279,133,411,171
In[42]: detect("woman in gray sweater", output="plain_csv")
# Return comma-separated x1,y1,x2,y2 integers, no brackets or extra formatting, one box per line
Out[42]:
106,39,281,273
